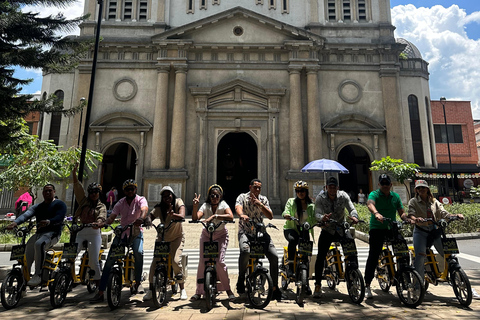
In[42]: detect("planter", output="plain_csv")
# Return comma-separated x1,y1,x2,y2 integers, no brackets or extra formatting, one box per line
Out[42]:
463,198,480,203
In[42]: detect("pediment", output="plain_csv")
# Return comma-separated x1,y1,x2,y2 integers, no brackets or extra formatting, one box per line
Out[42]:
90,112,152,131
323,114,385,134
152,7,324,46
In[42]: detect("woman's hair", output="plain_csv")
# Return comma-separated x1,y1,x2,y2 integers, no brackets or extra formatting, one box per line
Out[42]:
294,188,312,214
415,187,434,203
206,185,224,204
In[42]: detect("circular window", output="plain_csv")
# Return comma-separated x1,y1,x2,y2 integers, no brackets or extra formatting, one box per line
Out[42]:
233,26,244,36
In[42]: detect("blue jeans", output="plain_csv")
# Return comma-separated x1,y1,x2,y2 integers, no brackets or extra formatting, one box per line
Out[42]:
99,233,144,292
413,225,444,280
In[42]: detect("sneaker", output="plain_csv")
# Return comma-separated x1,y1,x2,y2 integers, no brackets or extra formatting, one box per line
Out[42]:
90,293,104,303
236,280,245,294
21,290,27,298
472,288,480,300
143,290,152,301
180,289,188,300
313,285,322,298
27,274,41,287
306,285,312,296
365,286,373,299
136,284,145,294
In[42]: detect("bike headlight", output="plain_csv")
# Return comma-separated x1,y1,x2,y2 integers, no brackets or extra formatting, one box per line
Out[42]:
17,230,24,238
440,220,448,228
207,224,215,233
72,224,79,232
304,222,310,230
114,226,123,236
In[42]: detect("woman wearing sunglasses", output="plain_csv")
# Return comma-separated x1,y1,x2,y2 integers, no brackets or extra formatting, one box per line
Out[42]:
190,184,235,301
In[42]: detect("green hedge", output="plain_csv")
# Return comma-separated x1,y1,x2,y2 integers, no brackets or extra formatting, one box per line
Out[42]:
353,203,480,237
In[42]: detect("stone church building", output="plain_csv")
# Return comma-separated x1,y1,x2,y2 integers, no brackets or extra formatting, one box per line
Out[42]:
39,0,435,211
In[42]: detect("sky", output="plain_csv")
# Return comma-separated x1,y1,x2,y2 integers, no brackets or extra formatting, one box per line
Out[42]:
15,1,480,117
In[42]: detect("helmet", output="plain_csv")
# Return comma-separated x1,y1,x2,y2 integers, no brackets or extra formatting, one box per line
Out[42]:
87,182,102,193
294,180,309,190
122,179,137,190
208,184,224,195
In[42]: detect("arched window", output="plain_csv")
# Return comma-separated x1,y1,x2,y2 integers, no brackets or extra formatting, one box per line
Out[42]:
49,90,63,145
408,94,425,166
425,97,435,165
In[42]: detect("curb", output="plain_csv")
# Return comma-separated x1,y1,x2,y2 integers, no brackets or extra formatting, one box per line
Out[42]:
354,230,480,244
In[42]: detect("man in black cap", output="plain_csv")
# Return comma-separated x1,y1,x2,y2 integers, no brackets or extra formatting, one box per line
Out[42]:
363,174,408,299
313,176,359,298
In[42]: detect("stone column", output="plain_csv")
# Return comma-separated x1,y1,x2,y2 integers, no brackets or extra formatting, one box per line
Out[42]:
169,64,188,169
306,66,321,161
289,66,304,170
381,75,406,159
151,64,170,169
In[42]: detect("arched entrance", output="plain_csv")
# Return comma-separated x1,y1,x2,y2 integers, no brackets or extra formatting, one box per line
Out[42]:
101,143,137,200
217,132,257,209
338,145,371,202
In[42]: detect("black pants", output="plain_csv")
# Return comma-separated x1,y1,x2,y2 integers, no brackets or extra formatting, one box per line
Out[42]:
283,229,300,261
364,228,393,286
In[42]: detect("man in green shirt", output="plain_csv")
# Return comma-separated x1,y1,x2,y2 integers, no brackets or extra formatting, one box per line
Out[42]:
364,174,408,299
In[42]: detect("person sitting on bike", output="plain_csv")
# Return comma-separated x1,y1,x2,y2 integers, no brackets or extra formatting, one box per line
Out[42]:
143,186,188,301
7,184,67,287
314,176,359,298
72,163,107,290
364,174,409,299
235,178,283,301
91,179,149,303
282,180,316,281
190,184,236,302
407,179,464,281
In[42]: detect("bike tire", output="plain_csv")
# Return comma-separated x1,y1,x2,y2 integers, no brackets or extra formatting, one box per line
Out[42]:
247,271,273,309
50,271,70,308
451,268,472,307
395,269,425,308
205,271,216,310
1,269,23,310
346,269,365,304
152,267,168,308
296,268,308,307
107,271,122,310
376,266,391,292
324,260,336,290
280,273,289,291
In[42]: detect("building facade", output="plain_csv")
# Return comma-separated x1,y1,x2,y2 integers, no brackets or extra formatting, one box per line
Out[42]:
39,0,435,210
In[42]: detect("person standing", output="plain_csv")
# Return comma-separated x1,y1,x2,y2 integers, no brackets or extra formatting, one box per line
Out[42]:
358,189,366,205
364,174,408,299
235,179,283,301
91,179,148,303
7,184,67,286
313,176,359,298
143,186,188,301
190,184,235,301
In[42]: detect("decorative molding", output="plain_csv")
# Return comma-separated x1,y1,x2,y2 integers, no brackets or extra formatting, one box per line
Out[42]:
113,77,138,101
338,79,362,104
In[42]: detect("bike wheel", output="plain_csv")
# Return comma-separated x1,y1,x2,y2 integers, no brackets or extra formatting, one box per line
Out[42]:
106,271,122,309
50,272,70,308
152,268,168,308
346,269,365,304
1,270,23,310
376,266,391,292
395,269,425,308
281,273,289,291
296,268,308,307
205,271,216,310
451,268,472,307
324,260,336,290
247,271,273,309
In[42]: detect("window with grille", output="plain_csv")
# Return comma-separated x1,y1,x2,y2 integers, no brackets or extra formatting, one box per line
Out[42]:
108,0,117,20
408,95,424,166
49,90,64,146
200,0,206,9
342,0,351,22
187,0,194,13
327,0,336,21
358,0,367,21
138,0,148,21
282,0,288,13
434,125,463,144
124,0,132,20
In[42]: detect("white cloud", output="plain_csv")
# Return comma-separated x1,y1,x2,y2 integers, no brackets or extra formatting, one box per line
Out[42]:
392,4,480,118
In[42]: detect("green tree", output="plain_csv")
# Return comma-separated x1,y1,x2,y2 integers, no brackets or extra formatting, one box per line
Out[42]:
0,0,91,150
370,156,419,199
0,134,102,201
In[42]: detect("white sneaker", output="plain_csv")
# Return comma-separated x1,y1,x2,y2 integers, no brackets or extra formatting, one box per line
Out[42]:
21,290,27,298
180,289,188,300
365,286,373,299
143,290,152,301
27,274,41,287
472,288,480,300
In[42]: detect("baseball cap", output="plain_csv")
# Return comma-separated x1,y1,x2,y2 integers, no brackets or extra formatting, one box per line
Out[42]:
327,176,338,186
379,174,391,183
415,180,429,189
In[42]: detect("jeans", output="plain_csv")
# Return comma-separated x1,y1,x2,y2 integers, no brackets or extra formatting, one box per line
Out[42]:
413,225,444,280
25,231,59,275
238,232,279,287
99,233,144,292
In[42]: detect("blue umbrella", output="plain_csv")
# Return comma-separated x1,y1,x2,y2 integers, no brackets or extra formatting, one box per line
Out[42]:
301,158,349,174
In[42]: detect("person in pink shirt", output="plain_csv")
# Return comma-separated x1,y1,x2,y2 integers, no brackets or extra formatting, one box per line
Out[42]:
91,179,149,303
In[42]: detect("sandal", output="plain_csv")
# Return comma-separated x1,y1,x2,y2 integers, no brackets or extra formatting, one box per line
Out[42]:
190,294,201,301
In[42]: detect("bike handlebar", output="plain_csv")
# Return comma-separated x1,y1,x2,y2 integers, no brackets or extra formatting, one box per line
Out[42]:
153,219,185,232
189,219,234,233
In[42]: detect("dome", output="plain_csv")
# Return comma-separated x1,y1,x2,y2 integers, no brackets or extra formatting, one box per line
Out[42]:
396,38,423,59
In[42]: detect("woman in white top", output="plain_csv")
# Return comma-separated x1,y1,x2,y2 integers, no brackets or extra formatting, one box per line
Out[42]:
190,184,235,301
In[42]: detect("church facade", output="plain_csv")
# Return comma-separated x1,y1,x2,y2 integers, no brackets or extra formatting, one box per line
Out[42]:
40,0,435,210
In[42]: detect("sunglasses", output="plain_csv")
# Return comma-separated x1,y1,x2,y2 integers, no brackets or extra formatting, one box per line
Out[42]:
124,187,135,192
295,189,306,193
89,190,100,194
210,194,220,199
380,181,390,186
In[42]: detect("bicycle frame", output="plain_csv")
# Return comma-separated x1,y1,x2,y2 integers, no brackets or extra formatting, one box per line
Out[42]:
109,223,137,289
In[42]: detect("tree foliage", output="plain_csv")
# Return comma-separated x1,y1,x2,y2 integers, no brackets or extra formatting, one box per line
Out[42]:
370,156,419,199
0,0,92,149
0,134,102,199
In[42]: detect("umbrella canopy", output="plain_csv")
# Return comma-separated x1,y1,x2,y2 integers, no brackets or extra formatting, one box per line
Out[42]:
301,158,349,173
